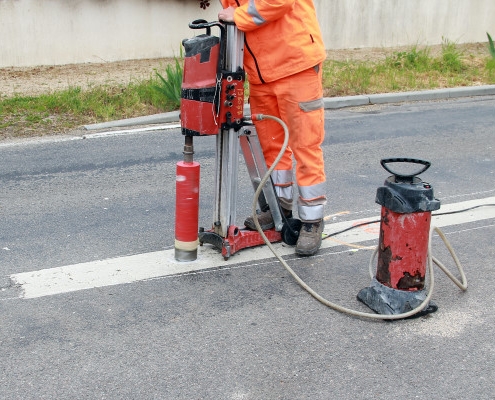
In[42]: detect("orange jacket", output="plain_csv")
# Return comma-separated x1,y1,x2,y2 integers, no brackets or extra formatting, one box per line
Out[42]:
220,0,326,84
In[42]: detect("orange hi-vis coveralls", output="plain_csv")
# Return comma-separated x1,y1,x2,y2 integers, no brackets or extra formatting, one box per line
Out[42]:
221,0,327,222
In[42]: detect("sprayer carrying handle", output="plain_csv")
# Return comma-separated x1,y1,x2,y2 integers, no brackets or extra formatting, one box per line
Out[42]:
188,19,226,36
380,158,431,181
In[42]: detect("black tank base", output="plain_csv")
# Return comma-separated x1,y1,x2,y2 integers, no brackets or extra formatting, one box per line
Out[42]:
357,278,437,319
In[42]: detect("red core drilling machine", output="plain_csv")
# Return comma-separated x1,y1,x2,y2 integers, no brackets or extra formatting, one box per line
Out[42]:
175,20,294,262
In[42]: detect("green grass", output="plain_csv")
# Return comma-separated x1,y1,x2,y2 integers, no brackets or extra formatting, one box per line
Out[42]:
323,40,495,97
153,56,184,109
1,40,495,139
487,32,495,58
486,33,495,76
0,74,179,138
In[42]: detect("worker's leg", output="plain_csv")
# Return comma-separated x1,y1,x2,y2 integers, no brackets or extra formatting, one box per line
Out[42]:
273,65,326,220
247,66,326,255
271,65,326,255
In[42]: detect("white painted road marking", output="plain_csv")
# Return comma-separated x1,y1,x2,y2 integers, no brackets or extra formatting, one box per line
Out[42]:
10,197,495,299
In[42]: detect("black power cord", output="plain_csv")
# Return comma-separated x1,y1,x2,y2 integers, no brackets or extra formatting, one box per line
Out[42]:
321,203,495,241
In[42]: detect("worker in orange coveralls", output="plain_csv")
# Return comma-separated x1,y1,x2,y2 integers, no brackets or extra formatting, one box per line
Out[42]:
218,0,327,256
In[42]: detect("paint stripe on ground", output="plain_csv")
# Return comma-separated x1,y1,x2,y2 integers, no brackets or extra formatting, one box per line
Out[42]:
10,197,495,299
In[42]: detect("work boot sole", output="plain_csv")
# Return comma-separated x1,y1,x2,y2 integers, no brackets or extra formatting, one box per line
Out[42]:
295,241,322,256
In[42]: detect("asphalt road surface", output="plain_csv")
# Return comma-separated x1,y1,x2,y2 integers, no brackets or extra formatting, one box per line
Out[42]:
1,96,494,399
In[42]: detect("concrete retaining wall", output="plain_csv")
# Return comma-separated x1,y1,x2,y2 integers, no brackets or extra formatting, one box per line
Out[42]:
316,0,495,50
1,0,494,68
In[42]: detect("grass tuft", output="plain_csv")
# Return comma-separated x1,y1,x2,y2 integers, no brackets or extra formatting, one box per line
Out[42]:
153,57,183,109
487,32,495,59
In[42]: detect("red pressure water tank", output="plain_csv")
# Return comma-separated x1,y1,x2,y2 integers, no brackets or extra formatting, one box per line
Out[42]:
357,158,441,316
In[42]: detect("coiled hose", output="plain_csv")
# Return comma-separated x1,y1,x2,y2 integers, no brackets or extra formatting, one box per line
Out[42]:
248,113,467,320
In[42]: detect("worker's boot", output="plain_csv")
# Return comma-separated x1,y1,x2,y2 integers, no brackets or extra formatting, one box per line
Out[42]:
244,207,292,231
295,219,324,256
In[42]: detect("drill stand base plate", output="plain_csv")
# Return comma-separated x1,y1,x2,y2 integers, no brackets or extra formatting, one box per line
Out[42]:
199,225,282,260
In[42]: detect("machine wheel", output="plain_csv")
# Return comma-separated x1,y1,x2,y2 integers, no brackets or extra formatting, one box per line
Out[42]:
281,218,302,246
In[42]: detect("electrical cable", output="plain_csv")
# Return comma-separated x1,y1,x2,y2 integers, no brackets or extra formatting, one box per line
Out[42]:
323,204,495,241
248,113,471,320
323,219,380,240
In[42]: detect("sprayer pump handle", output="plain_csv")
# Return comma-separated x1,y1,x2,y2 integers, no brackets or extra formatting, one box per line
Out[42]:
380,158,431,182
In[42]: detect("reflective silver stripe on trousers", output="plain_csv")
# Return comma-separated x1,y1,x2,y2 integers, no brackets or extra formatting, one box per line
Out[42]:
298,204,325,222
297,182,327,221
271,169,293,209
299,97,324,112
298,182,327,202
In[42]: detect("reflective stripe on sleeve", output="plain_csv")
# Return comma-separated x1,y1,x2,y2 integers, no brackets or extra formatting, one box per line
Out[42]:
248,0,266,26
